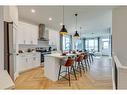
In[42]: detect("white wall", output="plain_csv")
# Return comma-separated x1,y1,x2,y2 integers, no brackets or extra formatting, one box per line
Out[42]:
48,28,60,50
112,7,127,65
0,6,4,70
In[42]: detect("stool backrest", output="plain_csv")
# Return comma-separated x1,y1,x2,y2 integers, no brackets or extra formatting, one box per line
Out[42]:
84,54,88,59
76,54,84,62
65,57,74,66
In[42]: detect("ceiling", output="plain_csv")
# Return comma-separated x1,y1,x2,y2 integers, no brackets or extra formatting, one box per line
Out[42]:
18,6,113,38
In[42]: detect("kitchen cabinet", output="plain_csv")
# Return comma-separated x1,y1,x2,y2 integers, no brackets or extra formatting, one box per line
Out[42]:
17,52,41,73
17,21,38,45
17,54,26,72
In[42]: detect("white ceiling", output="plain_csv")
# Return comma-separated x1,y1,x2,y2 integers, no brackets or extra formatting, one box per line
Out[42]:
18,6,113,38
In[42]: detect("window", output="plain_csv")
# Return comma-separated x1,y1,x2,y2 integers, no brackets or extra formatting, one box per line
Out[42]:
102,38,109,49
63,35,71,51
73,39,83,50
85,38,98,52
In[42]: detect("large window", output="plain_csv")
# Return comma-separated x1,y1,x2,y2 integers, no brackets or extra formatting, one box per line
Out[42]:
85,38,98,52
102,38,109,49
73,39,83,50
63,35,71,51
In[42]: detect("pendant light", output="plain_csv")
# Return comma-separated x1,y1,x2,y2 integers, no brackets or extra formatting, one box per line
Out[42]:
73,13,80,38
59,6,68,35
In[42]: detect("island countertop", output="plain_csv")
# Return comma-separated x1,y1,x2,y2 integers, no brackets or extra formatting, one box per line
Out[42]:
44,53,79,59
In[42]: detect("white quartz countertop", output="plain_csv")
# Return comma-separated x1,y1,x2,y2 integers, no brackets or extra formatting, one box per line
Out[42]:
0,70,15,89
45,53,78,59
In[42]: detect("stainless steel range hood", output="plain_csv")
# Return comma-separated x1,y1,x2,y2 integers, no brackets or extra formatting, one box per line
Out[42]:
38,24,49,41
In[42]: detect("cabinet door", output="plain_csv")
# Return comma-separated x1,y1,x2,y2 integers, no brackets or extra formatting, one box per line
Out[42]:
24,24,31,44
18,55,27,72
31,25,38,45
31,53,40,68
17,21,38,45
17,23,24,44
35,53,41,67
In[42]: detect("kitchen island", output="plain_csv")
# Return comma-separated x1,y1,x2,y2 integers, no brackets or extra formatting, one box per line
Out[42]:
44,53,77,81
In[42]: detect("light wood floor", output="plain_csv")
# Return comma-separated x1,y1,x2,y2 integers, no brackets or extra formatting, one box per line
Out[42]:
15,56,113,89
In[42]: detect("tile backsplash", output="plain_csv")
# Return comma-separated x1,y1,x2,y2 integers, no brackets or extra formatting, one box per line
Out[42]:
18,44,37,52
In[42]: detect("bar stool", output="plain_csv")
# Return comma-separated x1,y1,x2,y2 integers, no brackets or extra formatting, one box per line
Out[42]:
83,53,90,70
58,57,77,86
90,53,94,62
75,54,86,76
88,53,92,63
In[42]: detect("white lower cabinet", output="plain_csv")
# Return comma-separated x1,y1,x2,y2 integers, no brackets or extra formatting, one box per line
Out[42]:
17,52,41,73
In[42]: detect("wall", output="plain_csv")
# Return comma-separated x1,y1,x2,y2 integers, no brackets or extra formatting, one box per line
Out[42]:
0,6,4,70
37,40,49,47
48,28,60,50
112,7,127,66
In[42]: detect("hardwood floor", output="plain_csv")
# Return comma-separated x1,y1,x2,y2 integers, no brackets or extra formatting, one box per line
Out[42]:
15,56,112,89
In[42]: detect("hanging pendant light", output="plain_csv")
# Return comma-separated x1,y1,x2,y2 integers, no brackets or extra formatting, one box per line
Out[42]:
74,13,80,38
59,6,68,35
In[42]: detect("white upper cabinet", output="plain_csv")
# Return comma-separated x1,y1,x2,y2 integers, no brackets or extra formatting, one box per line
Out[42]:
17,21,38,45
31,25,38,44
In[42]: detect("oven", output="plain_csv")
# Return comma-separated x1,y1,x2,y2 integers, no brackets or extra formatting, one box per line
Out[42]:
36,48,51,63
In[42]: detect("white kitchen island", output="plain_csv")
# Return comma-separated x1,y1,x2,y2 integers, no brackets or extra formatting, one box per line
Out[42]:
44,53,77,81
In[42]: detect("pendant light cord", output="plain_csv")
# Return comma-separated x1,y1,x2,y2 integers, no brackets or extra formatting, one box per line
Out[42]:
75,13,78,31
76,14,77,31
63,6,64,25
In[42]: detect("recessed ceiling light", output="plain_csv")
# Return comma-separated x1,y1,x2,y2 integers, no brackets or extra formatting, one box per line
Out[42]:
31,9,35,13
49,17,52,21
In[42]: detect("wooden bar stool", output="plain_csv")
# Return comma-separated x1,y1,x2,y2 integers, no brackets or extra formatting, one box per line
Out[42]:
58,57,77,86
90,53,94,62
88,53,92,63
83,53,90,70
75,54,86,76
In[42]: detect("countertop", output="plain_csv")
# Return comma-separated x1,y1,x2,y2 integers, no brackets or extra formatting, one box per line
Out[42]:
45,53,78,59
18,51,40,56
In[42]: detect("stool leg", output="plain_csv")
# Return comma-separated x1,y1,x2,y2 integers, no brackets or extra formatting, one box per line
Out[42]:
58,65,62,80
84,60,88,71
67,67,71,86
87,59,90,66
81,61,85,74
72,65,77,80
75,61,77,69
91,55,93,61
85,59,90,70
87,60,90,70
89,55,91,63
78,62,82,77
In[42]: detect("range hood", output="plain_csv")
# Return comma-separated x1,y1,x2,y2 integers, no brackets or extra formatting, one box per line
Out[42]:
38,24,49,41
